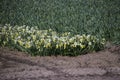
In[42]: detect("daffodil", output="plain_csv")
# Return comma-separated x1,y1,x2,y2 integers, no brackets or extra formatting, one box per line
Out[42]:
64,43,67,49
72,42,78,47
71,44,75,47
59,42,63,48
56,44,59,49
80,44,85,49
25,42,31,48
45,43,51,48
88,42,92,45
32,35,36,40
18,40,23,46
41,39,45,43
80,38,84,42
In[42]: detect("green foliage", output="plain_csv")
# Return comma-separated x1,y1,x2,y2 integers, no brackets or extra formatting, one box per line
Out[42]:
0,24,105,56
0,0,120,44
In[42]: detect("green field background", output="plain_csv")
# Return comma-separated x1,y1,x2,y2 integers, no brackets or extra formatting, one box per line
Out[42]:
0,0,120,44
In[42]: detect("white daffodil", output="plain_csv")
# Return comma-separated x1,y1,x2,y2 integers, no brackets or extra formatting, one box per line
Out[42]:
73,42,78,47
48,28,52,32
27,37,31,40
87,35,91,38
80,38,84,42
17,36,21,39
32,35,36,40
88,42,92,45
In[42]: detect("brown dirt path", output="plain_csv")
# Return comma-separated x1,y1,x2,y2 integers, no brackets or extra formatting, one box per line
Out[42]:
0,46,120,80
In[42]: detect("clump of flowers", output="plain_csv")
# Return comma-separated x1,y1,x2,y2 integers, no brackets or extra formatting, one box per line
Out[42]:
0,24,106,56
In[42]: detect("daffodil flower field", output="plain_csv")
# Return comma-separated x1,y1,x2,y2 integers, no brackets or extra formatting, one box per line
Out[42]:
0,24,105,56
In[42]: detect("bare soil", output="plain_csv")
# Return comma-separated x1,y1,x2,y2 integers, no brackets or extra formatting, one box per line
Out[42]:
0,45,120,80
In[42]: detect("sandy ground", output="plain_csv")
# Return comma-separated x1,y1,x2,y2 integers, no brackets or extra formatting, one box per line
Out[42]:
0,46,120,80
